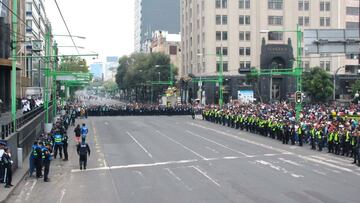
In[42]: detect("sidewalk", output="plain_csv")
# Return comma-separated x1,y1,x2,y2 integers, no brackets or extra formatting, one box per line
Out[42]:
0,154,30,203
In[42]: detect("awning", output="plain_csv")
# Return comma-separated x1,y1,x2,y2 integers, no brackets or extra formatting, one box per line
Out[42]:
0,58,21,70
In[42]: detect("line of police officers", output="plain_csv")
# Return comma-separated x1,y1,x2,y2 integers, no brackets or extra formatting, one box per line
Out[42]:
87,105,193,116
202,108,360,166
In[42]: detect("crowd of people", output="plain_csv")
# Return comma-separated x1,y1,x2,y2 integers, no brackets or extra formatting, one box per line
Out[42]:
202,102,360,166
21,97,44,114
27,103,91,183
86,104,194,116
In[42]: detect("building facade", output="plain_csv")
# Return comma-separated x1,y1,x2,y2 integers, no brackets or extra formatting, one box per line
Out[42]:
150,30,182,75
104,56,118,82
181,0,360,104
134,0,180,53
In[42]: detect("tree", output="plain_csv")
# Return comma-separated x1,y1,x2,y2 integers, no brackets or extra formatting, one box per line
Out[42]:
302,67,333,102
103,80,118,95
59,56,89,72
351,80,360,96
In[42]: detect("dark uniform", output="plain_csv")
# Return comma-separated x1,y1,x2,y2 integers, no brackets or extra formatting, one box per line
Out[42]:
77,141,91,170
62,134,69,161
43,145,52,182
2,148,13,188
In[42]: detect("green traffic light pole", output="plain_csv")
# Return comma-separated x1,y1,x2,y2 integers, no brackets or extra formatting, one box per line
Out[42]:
11,0,18,128
253,25,303,121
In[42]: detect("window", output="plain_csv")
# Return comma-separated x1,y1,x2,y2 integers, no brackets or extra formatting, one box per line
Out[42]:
268,31,283,40
320,61,325,69
320,1,330,11
222,47,228,56
222,0,227,8
169,46,177,55
299,16,310,26
245,47,251,56
268,0,283,10
239,32,245,41
320,17,330,27
222,31,228,40
245,31,251,41
240,61,251,69
239,47,245,56
222,15,228,25
347,7,360,16
298,0,309,11
239,0,250,9
325,61,331,72
346,22,359,29
216,62,228,72
216,15,221,25
268,16,283,25
246,61,251,69
216,31,221,40
26,20,32,32
239,15,251,25
216,47,222,55
215,0,221,8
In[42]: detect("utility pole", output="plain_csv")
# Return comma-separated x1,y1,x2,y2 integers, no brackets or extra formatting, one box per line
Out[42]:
295,24,303,121
52,42,58,118
44,28,51,123
11,0,18,128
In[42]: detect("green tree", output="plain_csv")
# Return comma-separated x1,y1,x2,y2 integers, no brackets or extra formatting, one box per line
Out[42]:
302,67,333,102
351,80,360,96
103,80,118,94
59,56,89,72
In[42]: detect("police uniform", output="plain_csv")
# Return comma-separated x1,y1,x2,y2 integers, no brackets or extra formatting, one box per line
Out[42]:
77,141,91,170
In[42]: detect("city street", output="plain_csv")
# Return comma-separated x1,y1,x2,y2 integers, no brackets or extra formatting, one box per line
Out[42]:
8,116,360,203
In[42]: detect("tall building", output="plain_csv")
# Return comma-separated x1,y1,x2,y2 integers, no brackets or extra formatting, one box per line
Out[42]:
150,30,182,74
104,56,118,81
24,0,53,96
134,0,180,53
0,0,26,111
90,62,103,80
181,0,360,104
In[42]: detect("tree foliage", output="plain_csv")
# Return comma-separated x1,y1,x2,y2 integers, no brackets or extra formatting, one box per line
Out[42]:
103,80,118,93
59,56,89,72
302,67,333,102
351,80,360,96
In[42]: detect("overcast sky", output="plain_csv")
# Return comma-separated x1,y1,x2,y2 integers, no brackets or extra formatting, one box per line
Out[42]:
44,0,135,62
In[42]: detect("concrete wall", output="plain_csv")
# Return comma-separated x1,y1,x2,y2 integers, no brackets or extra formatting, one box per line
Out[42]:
5,106,53,171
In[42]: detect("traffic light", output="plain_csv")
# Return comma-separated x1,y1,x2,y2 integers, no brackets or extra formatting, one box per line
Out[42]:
295,91,302,103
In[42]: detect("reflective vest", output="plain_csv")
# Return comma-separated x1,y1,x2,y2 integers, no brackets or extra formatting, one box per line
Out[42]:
54,134,63,144
311,129,315,138
328,133,334,142
316,131,322,139
297,127,302,135
345,131,350,142
334,132,339,142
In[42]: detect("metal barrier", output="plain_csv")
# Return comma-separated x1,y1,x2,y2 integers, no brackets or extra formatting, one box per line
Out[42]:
1,102,53,139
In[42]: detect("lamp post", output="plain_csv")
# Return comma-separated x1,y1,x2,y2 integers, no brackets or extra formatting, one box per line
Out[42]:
11,0,18,128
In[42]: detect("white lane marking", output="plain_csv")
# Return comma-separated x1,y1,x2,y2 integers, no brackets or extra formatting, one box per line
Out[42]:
313,169,327,176
186,130,252,157
255,160,304,178
223,156,239,160
127,131,153,159
278,158,302,167
189,123,291,155
298,155,353,173
311,155,355,168
165,168,192,191
190,123,360,175
25,179,37,201
264,154,276,157
59,188,66,203
156,130,207,160
190,166,221,187
71,159,198,173
165,168,182,181
205,146,220,154
104,122,109,125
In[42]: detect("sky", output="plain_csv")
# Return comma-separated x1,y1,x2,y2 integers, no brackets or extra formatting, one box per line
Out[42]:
44,0,135,63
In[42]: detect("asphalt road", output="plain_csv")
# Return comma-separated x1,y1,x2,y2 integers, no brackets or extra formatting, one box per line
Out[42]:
8,116,360,203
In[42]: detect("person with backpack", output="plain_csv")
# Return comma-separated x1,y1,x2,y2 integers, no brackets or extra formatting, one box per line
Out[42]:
77,137,91,170
74,124,81,143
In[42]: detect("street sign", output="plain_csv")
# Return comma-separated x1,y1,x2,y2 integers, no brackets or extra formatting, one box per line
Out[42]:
56,75,77,81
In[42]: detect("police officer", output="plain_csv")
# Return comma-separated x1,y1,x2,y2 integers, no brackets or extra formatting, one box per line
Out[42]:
35,142,44,178
77,137,91,170
53,131,63,159
62,133,69,161
80,123,88,141
29,141,38,177
43,143,52,182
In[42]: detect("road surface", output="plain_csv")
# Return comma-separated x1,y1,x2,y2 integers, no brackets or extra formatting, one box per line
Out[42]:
8,116,360,203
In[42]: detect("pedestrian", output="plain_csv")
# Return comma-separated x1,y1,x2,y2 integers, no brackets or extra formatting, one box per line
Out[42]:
28,141,38,177
62,133,69,161
77,137,90,170
74,124,81,143
2,147,13,188
43,143,52,182
80,123,88,141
